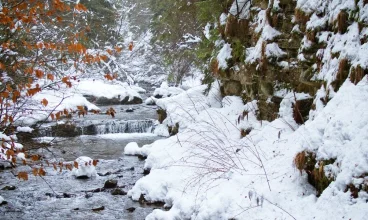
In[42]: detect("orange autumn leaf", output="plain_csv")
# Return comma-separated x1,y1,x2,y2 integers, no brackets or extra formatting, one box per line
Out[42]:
104,74,113,81
53,163,57,171
74,161,79,169
55,112,61,120
32,168,39,176
74,3,87,12
38,168,46,176
114,46,122,53
92,159,99,166
18,172,28,181
41,98,48,107
31,155,40,161
35,70,44,78
128,42,133,51
47,74,54,81
66,164,73,171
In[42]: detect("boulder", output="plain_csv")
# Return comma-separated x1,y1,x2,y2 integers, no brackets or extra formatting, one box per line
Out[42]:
121,96,143,104
111,188,127,196
103,179,118,188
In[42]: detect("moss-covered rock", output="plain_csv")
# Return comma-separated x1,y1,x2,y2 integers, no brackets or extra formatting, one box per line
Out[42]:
157,109,167,124
223,80,243,96
294,151,336,196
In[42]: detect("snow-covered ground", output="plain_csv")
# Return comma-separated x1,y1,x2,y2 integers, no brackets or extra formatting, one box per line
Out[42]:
14,78,147,126
126,76,368,219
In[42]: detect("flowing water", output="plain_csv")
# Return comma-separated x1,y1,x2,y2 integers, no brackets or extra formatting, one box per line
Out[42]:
0,102,164,220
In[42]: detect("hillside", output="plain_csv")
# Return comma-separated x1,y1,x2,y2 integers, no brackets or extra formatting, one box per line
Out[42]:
127,0,368,219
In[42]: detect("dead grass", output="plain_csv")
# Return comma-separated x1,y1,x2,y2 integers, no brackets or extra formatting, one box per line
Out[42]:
295,8,310,24
331,58,350,91
306,30,316,42
350,65,367,85
337,11,348,34
294,151,306,174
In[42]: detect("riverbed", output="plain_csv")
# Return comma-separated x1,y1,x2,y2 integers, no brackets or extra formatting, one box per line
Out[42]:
0,103,162,220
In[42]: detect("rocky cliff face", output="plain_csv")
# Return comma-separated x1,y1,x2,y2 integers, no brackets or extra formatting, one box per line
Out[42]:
216,0,368,123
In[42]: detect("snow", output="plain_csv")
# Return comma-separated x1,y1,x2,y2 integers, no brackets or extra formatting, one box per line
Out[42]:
71,156,97,178
219,13,227,25
266,43,287,59
16,126,34,133
15,89,99,126
217,43,232,69
229,0,251,19
124,142,141,155
306,13,328,30
128,77,368,219
204,23,211,40
97,133,157,139
16,153,26,161
0,196,4,204
155,83,222,129
152,82,184,98
144,97,157,105
153,124,170,137
76,79,144,100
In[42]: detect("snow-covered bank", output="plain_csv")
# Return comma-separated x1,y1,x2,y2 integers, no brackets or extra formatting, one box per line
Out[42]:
127,77,368,219
14,79,147,126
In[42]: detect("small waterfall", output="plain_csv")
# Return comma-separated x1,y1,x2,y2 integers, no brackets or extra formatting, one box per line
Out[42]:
92,119,155,135
37,119,156,137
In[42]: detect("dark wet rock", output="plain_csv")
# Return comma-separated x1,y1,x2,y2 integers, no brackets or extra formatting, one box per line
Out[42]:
117,175,124,178
126,108,134,112
0,161,13,170
75,175,90,179
2,185,16,190
85,193,93,199
137,155,147,160
292,98,314,124
97,171,112,176
146,201,166,206
154,94,163,99
111,188,127,196
223,80,242,96
0,200,8,206
82,124,97,135
121,96,142,104
45,193,54,197
91,188,105,193
73,208,79,211
84,95,121,105
126,207,136,212
63,193,75,198
51,124,81,137
143,168,150,175
137,194,165,206
157,108,167,124
103,179,118,188
138,194,146,204
92,206,105,212
16,131,36,143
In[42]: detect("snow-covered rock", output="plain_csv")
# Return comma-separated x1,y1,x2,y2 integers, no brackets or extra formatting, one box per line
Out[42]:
124,142,141,155
153,82,184,98
71,156,97,178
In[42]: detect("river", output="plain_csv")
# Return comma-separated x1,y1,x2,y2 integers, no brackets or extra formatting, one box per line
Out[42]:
0,101,163,220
